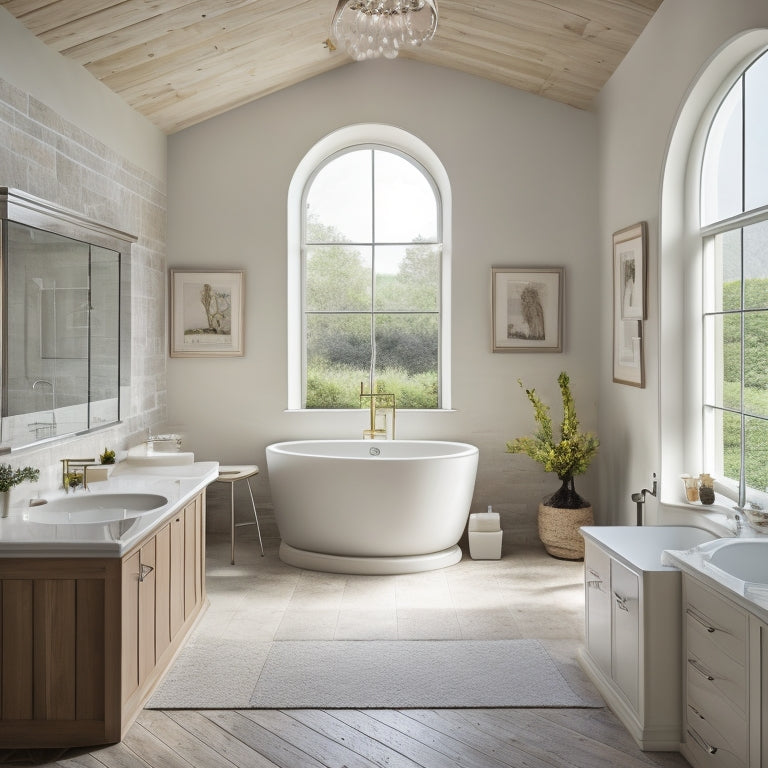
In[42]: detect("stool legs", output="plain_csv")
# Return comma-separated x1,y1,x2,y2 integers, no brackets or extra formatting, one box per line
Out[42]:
246,477,264,557
229,476,264,565
230,482,236,565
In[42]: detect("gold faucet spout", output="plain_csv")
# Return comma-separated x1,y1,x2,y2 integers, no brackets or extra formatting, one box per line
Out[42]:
61,458,99,491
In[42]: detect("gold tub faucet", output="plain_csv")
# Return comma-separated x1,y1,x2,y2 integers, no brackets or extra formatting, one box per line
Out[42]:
360,382,396,440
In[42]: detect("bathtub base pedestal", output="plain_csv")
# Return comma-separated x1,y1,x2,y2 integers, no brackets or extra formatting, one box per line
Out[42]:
279,542,463,575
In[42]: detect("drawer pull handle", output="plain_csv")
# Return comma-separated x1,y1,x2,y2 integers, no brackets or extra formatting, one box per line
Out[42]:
687,728,718,755
613,592,629,612
687,657,714,681
686,607,716,633
687,703,706,720
588,568,602,579
139,563,154,582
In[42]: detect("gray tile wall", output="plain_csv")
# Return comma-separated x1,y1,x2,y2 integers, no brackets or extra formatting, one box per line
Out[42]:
0,76,167,494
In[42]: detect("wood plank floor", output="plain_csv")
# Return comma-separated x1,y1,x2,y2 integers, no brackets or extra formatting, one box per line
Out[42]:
3,707,690,767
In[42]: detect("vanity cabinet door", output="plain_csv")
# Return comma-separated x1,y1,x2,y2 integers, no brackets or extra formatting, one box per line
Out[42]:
154,523,171,660
169,511,185,637
584,540,612,676
611,559,639,710
183,497,200,620
121,538,157,703
752,616,768,768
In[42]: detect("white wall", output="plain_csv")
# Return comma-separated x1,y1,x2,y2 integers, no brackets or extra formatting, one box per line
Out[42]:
166,59,600,541
0,10,168,495
0,8,165,179
596,0,768,524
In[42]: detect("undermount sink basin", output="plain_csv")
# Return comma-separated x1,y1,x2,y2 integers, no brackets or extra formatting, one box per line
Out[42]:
26,493,169,524
705,539,768,584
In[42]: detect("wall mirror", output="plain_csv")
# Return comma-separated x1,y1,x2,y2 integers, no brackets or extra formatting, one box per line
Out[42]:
1,188,135,452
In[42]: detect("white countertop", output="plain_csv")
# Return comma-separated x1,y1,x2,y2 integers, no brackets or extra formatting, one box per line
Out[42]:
662,538,768,624
0,460,219,557
580,525,718,572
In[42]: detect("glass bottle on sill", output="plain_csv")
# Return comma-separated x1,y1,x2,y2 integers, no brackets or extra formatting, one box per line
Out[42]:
699,473,715,505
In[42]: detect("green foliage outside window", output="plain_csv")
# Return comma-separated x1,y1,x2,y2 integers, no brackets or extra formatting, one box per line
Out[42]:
719,278,768,492
304,215,439,409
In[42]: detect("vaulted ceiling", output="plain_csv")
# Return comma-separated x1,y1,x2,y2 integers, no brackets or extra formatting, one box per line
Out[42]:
2,0,663,134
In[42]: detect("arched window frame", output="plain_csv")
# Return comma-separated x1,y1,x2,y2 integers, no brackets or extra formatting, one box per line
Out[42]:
659,34,768,518
698,48,768,511
286,124,452,410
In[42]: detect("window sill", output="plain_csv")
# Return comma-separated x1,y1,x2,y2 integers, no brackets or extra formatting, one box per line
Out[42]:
284,408,458,414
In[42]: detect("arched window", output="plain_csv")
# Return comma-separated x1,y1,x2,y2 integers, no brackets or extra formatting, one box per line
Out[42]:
287,125,451,410
699,49,768,509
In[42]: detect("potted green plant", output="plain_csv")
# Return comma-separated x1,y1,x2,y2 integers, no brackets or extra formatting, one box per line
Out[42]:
506,371,599,559
0,463,40,517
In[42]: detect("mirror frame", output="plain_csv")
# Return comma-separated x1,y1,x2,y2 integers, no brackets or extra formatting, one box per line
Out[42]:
0,187,137,453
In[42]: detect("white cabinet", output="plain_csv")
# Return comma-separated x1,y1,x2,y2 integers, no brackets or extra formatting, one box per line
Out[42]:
754,617,768,768
682,573,748,768
579,529,709,751
585,541,612,675
611,558,640,710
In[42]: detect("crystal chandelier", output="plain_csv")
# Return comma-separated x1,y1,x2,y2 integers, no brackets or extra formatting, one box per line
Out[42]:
331,0,438,61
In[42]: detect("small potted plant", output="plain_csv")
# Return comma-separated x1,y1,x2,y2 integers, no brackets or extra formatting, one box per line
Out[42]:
506,371,599,559
86,447,117,483
0,463,40,517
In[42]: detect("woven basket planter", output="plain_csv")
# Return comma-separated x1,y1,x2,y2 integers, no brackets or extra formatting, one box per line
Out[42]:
538,502,594,560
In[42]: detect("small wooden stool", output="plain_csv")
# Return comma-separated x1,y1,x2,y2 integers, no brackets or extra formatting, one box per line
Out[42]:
215,465,263,565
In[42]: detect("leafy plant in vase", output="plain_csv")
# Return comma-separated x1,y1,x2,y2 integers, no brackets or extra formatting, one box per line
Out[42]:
506,371,599,559
0,463,40,518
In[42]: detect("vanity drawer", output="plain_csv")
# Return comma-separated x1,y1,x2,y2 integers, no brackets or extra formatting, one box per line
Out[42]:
686,693,747,765
686,633,746,713
685,576,748,665
685,722,746,768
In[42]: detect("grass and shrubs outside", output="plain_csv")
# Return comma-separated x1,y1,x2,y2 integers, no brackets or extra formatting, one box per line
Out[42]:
306,364,438,409
719,277,768,493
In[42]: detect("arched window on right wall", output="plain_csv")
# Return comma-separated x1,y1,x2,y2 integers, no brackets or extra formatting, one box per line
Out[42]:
699,49,768,510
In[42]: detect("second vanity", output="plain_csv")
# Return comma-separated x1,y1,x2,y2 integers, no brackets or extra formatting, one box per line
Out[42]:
664,537,768,768
0,459,218,748
582,520,768,768
579,525,717,751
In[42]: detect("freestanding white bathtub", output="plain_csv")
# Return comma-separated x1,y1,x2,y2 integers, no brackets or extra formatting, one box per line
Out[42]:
265,439,479,574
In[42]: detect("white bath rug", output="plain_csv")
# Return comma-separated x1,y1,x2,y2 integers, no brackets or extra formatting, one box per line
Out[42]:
148,639,593,709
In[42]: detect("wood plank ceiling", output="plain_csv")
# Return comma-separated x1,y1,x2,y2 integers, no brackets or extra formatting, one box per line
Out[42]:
1,0,663,134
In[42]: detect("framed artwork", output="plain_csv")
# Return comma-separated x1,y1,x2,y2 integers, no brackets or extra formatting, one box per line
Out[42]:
169,269,244,357
614,221,647,320
612,222,647,386
492,267,563,352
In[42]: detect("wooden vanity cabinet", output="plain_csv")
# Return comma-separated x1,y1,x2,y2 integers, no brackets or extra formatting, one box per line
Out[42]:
0,489,206,748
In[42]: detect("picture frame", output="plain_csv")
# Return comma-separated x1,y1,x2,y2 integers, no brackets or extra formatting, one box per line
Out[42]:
169,269,244,357
612,222,647,386
614,221,647,320
491,267,563,352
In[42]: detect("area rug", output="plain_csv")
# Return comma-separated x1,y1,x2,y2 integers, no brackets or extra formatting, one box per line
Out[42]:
147,639,593,710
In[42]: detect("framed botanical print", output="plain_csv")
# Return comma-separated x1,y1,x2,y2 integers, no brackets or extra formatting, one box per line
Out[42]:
170,269,244,357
